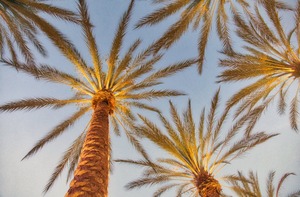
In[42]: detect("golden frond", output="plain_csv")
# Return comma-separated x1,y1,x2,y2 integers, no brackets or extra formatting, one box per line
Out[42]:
134,0,249,74
227,170,297,197
143,58,197,84
1,7,34,64
197,2,215,74
1,59,94,96
290,90,299,131
0,97,88,112
111,39,141,84
106,0,135,89
25,1,79,23
13,5,96,88
149,8,196,54
0,0,78,62
22,107,90,160
78,0,102,87
135,0,189,28
216,1,233,55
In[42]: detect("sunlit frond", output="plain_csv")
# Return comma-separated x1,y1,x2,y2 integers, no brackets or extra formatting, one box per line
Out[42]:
226,170,298,197
44,131,87,193
0,98,89,112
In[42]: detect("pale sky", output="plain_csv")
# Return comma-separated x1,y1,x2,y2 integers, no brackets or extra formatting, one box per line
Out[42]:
0,1,299,197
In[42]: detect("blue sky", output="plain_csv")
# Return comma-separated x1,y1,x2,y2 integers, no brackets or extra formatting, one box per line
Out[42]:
0,1,299,196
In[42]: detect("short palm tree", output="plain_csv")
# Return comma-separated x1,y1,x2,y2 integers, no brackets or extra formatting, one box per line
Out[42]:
227,170,300,197
117,89,277,196
135,0,290,74
0,0,196,196
218,0,300,131
0,0,78,63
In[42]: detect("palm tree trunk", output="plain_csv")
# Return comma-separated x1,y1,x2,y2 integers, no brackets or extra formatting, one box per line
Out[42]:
65,101,110,197
195,170,221,197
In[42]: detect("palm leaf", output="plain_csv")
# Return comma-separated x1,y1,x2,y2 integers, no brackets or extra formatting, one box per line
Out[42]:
0,98,88,112
43,131,86,193
22,107,90,160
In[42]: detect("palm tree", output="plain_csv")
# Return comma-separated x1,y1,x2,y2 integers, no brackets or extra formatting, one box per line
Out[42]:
134,0,291,74
117,89,277,196
0,0,196,196
0,0,78,63
218,0,300,132
227,170,300,197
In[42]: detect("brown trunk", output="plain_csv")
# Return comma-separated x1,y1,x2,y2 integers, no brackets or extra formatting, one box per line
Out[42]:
65,101,110,197
194,170,221,197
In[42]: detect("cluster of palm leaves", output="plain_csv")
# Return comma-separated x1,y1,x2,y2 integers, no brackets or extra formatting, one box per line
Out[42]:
0,0,79,63
117,89,278,196
219,0,300,132
0,0,299,196
227,171,300,196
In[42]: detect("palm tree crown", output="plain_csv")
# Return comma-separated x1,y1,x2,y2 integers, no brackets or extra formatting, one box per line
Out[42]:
135,0,236,73
135,0,290,74
117,89,277,196
0,0,196,194
218,0,300,131
227,170,300,197
0,0,78,63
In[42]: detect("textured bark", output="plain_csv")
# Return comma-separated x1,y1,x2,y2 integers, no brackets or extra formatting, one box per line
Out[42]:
65,101,110,197
194,170,221,197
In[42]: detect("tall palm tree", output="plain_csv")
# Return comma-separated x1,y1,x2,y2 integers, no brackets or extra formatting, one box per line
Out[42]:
135,0,290,74
0,0,196,196
0,0,78,63
117,89,277,196
227,170,300,197
218,0,300,132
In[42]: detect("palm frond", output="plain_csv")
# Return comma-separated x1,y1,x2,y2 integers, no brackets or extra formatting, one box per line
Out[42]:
106,0,135,88
149,7,196,54
1,7,34,63
197,2,214,74
112,39,141,84
78,0,102,87
276,172,295,197
135,0,189,28
267,171,275,197
118,90,185,100
1,59,94,96
22,107,90,160
14,5,95,87
0,0,79,62
219,0,300,132
126,175,170,190
0,98,88,112
216,1,233,55
154,183,179,197
143,58,197,84
25,1,79,23
128,101,160,113
290,90,299,131
228,170,298,197
43,131,86,193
